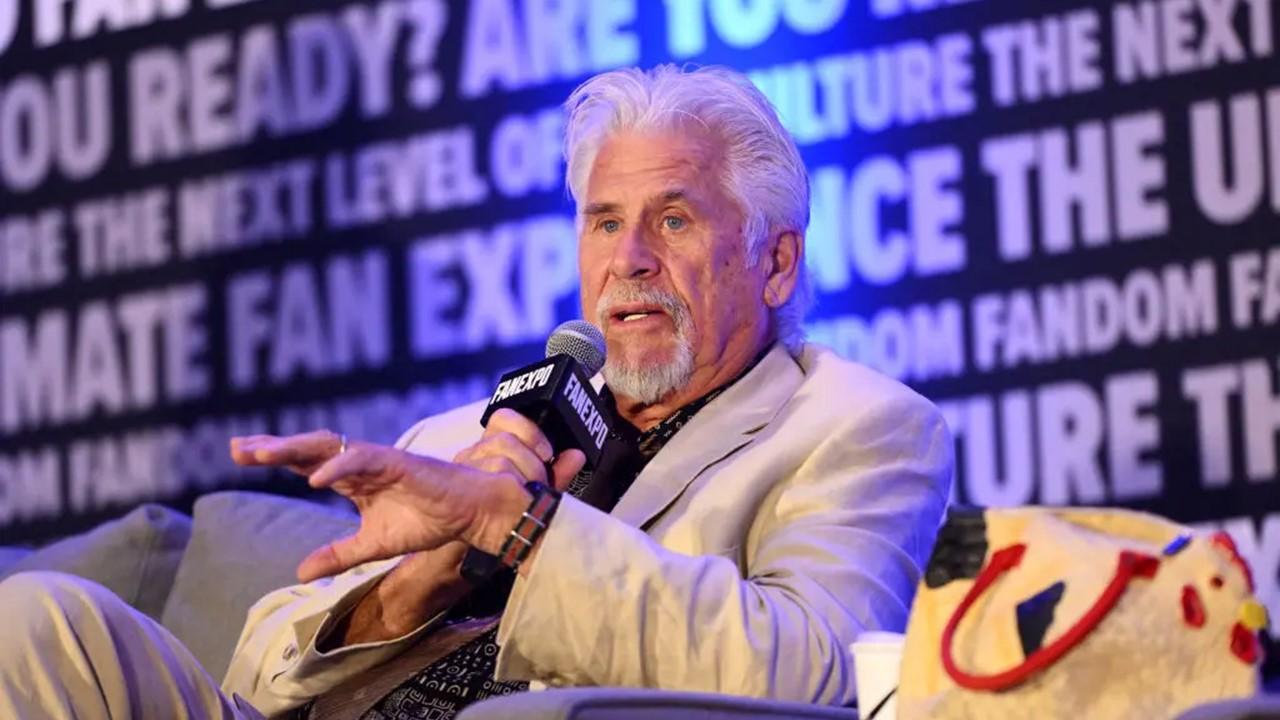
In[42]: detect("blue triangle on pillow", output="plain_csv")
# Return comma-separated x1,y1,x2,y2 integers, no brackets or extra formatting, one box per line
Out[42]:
1016,581,1066,658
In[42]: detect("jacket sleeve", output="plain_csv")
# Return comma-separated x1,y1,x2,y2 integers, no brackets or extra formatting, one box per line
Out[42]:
219,557,434,715
493,391,953,706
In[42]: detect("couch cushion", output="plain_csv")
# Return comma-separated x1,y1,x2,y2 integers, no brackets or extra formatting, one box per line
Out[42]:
0,504,192,620
0,546,33,574
161,490,358,681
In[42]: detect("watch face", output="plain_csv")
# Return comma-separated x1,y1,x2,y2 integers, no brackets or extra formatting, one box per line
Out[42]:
459,548,507,587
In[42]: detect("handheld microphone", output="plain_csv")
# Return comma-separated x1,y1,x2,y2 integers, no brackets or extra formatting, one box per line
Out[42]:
460,320,614,584
479,320,612,467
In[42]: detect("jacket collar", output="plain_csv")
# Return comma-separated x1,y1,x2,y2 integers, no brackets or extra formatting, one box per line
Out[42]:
608,343,805,529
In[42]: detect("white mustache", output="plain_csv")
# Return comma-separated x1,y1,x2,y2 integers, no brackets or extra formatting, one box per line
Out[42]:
595,283,691,335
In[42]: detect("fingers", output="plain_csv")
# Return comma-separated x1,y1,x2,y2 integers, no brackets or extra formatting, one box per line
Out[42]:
230,430,343,472
309,442,392,490
455,409,557,484
297,541,347,582
229,434,274,465
297,533,379,582
455,431,548,484
483,409,553,462
550,449,586,492
471,454,535,482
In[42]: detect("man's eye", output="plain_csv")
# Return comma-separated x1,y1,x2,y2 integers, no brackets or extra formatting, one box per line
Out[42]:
663,215,686,231
601,219,621,233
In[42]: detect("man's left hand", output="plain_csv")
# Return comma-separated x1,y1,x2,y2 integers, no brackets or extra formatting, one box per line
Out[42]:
233,434,516,581
231,432,584,582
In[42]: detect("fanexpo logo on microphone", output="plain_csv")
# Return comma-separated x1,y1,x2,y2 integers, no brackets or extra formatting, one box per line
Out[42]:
563,373,608,451
490,362,556,403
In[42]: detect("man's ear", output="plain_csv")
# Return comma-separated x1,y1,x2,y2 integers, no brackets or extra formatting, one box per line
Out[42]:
762,230,802,309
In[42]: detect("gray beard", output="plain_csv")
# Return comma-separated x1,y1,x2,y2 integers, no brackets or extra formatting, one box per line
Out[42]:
602,340,695,405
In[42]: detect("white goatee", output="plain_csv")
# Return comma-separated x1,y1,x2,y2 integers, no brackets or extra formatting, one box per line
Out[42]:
596,283,695,404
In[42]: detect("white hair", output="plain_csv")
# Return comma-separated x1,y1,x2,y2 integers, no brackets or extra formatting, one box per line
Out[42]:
563,64,813,354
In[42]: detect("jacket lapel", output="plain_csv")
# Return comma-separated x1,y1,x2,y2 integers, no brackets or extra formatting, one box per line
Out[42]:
610,344,805,529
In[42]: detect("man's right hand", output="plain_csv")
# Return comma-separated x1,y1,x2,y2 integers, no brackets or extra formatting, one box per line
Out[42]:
455,408,582,493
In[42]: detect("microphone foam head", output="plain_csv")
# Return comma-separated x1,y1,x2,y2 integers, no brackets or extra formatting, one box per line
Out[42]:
546,320,607,376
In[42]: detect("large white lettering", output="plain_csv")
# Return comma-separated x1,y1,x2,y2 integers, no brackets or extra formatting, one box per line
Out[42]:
0,447,60,525
1182,357,1280,486
981,111,1168,261
0,284,209,433
665,0,850,56
806,147,966,290
460,0,637,99
939,371,1164,506
0,208,66,295
226,251,390,390
325,126,487,229
0,63,111,193
1112,0,1274,83
130,4,448,166
806,300,965,382
1189,88,1280,224
1228,247,1280,329
749,33,974,143
981,9,1103,107
409,215,579,359
971,260,1218,371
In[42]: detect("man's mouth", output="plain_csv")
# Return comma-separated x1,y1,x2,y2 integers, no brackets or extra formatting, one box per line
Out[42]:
609,305,667,325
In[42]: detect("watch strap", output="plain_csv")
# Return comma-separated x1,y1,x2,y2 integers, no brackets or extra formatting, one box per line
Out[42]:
497,481,561,571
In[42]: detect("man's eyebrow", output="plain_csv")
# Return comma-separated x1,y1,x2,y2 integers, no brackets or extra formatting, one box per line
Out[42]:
583,202,619,215
583,191,691,216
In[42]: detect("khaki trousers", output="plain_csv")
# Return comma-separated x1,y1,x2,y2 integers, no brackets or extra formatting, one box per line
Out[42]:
0,571,259,720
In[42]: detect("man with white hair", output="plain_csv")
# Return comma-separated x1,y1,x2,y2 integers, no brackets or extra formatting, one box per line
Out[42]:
0,65,951,719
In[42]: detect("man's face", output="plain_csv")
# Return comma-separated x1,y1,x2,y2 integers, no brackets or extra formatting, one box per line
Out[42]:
578,127,773,404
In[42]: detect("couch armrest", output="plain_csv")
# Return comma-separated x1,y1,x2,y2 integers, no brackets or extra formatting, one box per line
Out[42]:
455,688,856,720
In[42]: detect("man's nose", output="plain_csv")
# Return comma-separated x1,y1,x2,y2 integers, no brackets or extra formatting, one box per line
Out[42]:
609,226,659,280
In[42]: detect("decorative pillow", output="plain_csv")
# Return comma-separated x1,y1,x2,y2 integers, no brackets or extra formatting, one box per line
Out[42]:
0,504,192,620
160,490,358,681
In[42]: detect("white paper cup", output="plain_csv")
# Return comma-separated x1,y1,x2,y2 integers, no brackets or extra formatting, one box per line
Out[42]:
850,631,904,720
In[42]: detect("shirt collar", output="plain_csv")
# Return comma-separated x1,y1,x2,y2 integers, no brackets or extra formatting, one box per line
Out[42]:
604,342,777,460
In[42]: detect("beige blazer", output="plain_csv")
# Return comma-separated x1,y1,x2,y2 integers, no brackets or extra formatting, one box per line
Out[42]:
220,343,953,715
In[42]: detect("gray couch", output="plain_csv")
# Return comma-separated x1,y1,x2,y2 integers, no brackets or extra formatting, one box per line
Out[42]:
0,491,853,719
4,492,1278,719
